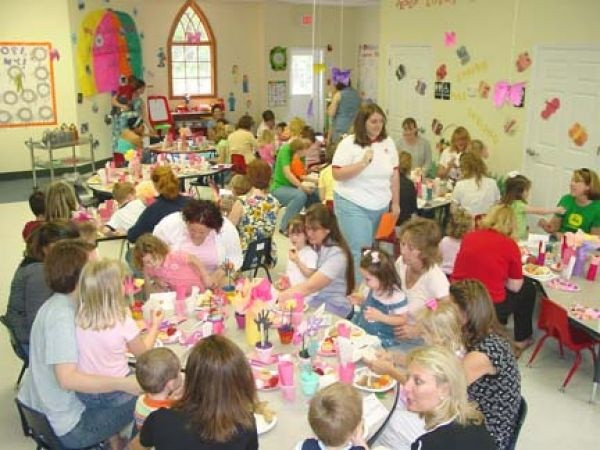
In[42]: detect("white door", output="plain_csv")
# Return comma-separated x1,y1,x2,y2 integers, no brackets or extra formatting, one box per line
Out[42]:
384,45,433,144
523,46,600,226
288,47,325,130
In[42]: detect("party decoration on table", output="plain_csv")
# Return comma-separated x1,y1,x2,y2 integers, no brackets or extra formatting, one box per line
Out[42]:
254,309,273,362
478,81,490,98
504,118,517,135
492,81,525,107
569,304,600,321
587,255,599,281
456,45,470,65
269,46,287,71
547,278,580,292
395,64,406,81
242,74,249,93
434,82,450,100
277,305,295,345
444,31,457,47
540,97,560,120
568,122,588,146
415,80,427,95
331,67,351,86
228,92,236,112
515,52,531,72
435,64,447,81
76,9,143,97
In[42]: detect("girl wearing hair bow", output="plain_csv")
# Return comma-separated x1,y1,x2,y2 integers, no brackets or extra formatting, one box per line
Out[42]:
350,248,408,348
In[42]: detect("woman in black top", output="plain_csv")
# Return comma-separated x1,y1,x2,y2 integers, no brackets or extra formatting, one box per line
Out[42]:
131,335,258,450
398,151,418,225
405,346,496,450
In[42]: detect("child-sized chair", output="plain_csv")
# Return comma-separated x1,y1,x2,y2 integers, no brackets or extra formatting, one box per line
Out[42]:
231,154,247,175
527,297,598,391
0,315,28,387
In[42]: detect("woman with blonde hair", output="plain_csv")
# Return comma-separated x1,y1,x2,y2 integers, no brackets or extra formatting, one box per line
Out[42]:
437,126,471,180
452,204,536,350
45,180,79,221
452,152,500,215
127,166,189,242
405,346,495,450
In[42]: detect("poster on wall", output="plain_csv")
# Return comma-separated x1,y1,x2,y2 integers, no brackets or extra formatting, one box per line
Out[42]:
357,44,378,103
0,42,57,128
268,81,287,107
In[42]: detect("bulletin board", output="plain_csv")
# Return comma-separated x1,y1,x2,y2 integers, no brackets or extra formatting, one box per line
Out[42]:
357,44,379,103
0,42,57,128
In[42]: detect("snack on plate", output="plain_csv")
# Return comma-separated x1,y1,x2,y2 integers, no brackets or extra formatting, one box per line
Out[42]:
356,373,392,390
320,337,336,353
523,263,550,276
196,289,214,308
254,369,279,389
255,401,275,423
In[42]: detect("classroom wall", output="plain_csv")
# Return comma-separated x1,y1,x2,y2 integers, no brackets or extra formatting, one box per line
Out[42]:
378,0,600,175
0,0,78,174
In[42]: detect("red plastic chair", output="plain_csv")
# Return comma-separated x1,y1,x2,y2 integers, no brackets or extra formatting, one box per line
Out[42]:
527,297,598,391
231,154,247,175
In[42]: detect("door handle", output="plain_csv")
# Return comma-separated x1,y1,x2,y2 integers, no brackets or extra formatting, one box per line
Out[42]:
526,148,539,157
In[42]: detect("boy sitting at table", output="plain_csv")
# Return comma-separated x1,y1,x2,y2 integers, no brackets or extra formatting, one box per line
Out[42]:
105,182,148,234
134,347,182,429
297,382,369,450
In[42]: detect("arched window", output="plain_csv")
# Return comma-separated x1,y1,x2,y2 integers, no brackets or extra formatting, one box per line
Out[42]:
168,1,216,98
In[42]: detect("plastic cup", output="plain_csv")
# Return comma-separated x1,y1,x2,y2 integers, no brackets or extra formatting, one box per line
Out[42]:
235,312,246,329
280,384,296,402
337,323,351,338
277,361,294,386
291,311,303,327
210,317,225,335
255,344,273,363
298,353,312,373
338,362,356,385
278,327,294,345
300,371,319,397
175,285,187,301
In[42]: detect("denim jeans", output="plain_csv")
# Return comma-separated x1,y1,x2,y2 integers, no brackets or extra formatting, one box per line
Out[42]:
59,396,136,448
76,391,136,409
334,193,387,282
272,185,320,232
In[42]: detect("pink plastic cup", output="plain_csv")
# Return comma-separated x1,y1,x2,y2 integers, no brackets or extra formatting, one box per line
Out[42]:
235,312,246,329
338,362,356,384
175,285,187,301
337,323,351,338
277,361,294,386
280,384,296,402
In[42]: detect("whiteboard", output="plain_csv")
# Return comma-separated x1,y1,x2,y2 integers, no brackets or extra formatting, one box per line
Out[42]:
0,42,57,128
148,97,169,122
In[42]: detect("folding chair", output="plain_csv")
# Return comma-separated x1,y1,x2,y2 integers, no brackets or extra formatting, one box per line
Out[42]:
527,297,598,391
0,315,29,387
240,238,273,281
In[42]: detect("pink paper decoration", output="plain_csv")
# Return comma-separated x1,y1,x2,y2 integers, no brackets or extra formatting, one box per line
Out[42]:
493,81,525,107
444,31,457,47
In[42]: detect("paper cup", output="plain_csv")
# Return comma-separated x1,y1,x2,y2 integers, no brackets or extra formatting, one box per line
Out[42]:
235,312,246,329
281,384,296,402
338,362,355,385
278,327,294,345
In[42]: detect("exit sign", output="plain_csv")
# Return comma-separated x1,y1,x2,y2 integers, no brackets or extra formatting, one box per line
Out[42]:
301,14,313,26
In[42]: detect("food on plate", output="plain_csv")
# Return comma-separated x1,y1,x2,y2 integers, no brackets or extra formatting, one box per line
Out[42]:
255,401,275,423
355,373,392,390
320,337,336,353
523,263,550,276
255,369,279,389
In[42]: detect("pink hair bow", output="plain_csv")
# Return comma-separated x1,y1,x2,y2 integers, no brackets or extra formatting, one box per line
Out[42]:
425,298,438,310
493,81,525,107
331,67,351,86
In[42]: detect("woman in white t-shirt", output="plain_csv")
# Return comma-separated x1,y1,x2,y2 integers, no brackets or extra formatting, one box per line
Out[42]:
394,217,450,350
437,126,470,181
452,152,500,216
332,103,400,282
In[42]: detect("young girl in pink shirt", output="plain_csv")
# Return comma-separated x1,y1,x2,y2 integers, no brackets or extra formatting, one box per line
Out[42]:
75,259,163,409
132,234,212,295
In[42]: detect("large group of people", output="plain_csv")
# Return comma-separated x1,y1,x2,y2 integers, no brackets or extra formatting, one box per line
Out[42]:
6,81,600,449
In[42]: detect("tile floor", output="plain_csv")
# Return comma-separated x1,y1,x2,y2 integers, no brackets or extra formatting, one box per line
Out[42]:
0,199,598,449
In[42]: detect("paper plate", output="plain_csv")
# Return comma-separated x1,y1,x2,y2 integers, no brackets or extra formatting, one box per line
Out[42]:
255,413,278,435
252,367,280,391
353,367,397,393
522,264,555,281
318,336,338,356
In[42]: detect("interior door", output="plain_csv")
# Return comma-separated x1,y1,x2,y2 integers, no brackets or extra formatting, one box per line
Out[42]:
523,46,600,229
384,45,433,144
288,47,325,130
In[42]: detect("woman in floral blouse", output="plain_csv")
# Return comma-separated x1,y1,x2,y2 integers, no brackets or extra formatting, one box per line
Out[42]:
229,160,280,262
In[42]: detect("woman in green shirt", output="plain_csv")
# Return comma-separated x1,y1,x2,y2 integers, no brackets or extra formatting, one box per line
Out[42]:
539,168,600,236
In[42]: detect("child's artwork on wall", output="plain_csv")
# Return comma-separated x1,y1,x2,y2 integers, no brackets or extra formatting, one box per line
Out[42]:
444,31,456,47
232,65,239,84
267,81,286,107
228,92,236,111
357,44,378,103
157,48,166,68
456,45,470,65
415,79,427,95
0,42,57,128
436,64,447,81
76,9,143,97
492,81,525,108
242,74,249,93
540,97,560,119
504,118,517,135
395,64,406,81
434,82,451,100
516,52,531,72
568,123,588,146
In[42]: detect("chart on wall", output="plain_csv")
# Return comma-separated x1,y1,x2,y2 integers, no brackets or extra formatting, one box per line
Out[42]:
268,81,287,107
0,42,57,128
357,44,379,103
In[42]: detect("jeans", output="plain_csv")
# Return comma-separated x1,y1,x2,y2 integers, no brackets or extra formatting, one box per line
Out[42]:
495,278,536,342
59,396,136,448
76,391,136,409
334,193,387,282
272,185,320,232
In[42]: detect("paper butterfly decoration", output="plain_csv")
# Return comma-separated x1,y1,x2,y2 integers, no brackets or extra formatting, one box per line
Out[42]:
540,97,560,120
492,81,525,108
436,64,447,81
331,67,351,86
49,49,60,62
415,80,427,95
504,119,517,135
186,32,202,43
568,122,588,146
431,118,443,136
444,31,457,47
395,64,406,81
